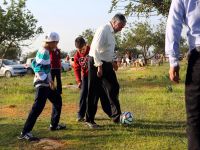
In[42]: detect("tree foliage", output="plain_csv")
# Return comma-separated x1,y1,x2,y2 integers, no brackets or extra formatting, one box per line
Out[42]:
0,44,21,59
0,0,43,59
80,29,95,45
152,21,166,55
109,0,171,17
121,22,154,64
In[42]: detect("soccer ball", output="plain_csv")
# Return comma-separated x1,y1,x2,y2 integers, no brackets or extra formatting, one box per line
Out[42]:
120,112,133,125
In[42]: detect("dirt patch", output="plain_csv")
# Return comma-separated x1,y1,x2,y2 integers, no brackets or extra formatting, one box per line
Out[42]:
0,105,25,118
33,138,66,150
0,103,77,118
8,104,17,108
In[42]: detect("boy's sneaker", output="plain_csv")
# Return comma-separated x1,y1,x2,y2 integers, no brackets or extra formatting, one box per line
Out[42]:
49,124,66,131
85,121,100,129
17,132,39,141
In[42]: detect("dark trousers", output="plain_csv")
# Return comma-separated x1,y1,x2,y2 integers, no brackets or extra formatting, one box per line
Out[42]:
86,56,121,123
186,48,200,150
22,86,62,134
78,76,112,119
51,69,62,94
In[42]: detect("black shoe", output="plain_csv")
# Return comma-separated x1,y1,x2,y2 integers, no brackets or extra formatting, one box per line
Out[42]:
76,117,85,122
17,132,39,141
49,124,66,131
85,121,100,129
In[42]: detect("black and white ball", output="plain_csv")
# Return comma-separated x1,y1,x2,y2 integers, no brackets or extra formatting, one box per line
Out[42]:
120,112,133,125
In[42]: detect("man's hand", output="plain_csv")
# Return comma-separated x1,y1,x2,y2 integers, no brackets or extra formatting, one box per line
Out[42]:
78,82,82,89
97,65,103,78
112,61,118,71
169,66,180,83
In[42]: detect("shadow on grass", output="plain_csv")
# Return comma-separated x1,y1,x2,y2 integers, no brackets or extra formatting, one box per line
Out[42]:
0,117,7,121
0,120,186,150
102,119,186,138
0,123,24,146
134,119,186,138
103,119,185,130
134,119,186,130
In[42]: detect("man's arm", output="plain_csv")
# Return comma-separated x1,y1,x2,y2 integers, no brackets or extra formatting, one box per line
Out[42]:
165,0,185,83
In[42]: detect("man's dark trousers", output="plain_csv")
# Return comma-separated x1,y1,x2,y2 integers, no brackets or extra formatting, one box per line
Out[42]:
86,56,121,123
78,76,112,119
186,48,200,150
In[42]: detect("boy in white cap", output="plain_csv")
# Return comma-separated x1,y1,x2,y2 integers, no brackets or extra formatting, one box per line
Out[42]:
18,32,66,141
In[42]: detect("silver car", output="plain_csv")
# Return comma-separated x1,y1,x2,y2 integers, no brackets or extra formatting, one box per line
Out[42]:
0,59,27,78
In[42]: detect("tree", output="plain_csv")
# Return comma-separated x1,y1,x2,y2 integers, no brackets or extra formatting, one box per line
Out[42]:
109,0,171,17
122,22,154,64
0,44,21,59
152,21,166,55
80,29,95,45
0,0,43,59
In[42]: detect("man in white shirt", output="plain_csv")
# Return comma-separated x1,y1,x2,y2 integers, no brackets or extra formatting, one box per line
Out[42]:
85,13,126,128
165,0,200,149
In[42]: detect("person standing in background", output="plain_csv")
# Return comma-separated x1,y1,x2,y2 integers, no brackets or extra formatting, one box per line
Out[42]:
49,40,62,95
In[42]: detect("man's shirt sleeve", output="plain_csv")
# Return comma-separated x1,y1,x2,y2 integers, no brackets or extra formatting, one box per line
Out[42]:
165,0,185,67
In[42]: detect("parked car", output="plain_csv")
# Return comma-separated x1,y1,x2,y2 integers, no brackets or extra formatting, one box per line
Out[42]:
24,57,34,74
24,58,71,74
0,59,27,78
61,59,72,72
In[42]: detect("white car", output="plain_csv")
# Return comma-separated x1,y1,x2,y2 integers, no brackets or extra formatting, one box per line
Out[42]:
24,58,34,74
0,59,27,78
24,58,71,73
61,59,72,72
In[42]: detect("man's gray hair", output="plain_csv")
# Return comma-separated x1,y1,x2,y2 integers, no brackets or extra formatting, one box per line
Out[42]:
112,13,127,24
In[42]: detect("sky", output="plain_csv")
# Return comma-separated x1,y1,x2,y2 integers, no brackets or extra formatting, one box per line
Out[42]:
19,0,166,56
23,0,164,54
2,1,187,56
23,0,119,54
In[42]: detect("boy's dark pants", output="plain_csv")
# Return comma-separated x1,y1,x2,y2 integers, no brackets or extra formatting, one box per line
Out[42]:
51,69,62,94
78,76,111,119
186,48,200,150
22,86,62,134
86,56,121,123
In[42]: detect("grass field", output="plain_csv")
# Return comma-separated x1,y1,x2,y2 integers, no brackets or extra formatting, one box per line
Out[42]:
0,62,188,150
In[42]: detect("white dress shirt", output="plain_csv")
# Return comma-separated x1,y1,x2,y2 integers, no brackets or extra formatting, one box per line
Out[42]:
165,0,200,67
89,22,116,67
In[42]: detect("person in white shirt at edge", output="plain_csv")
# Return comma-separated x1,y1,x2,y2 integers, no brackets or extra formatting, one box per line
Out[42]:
85,13,126,128
165,0,200,149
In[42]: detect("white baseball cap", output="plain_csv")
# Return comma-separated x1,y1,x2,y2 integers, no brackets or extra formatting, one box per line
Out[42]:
44,32,60,42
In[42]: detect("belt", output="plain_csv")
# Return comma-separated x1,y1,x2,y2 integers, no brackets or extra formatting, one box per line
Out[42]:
89,56,112,64
102,60,112,64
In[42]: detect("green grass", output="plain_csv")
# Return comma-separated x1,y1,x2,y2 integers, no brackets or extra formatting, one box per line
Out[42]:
0,62,188,150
